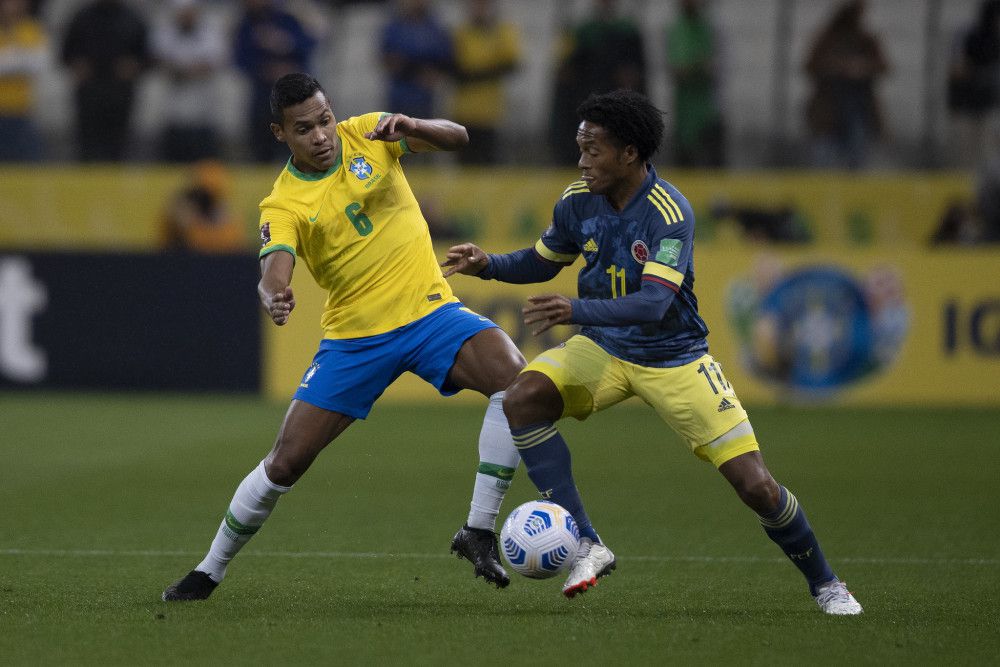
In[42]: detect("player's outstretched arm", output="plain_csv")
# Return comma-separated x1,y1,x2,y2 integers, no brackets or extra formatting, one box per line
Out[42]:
258,250,296,326
442,243,564,284
364,114,469,152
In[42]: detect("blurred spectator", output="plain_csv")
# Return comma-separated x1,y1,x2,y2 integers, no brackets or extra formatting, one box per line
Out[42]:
970,154,1000,241
233,0,316,163
450,0,521,165
666,0,724,167
549,0,647,164
0,0,46,161
548,24,587,165
160,160,248,253
931,155,1000,245
152,0,227,163
931,200,989,245
709,198,812,243
946,0,1000,169
573,0,647,94
804,0,887,170
61,0,149,162
379,0,452,119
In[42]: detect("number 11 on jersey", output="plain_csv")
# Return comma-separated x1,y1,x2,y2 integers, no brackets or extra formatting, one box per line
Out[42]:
606,264,627,298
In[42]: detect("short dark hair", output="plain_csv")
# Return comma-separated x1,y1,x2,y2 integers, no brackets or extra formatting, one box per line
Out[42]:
576,89,665,162
270,73,325,124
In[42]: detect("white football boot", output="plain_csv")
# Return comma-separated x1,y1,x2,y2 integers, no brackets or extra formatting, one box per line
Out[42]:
562,537,616,598
814,580,864,615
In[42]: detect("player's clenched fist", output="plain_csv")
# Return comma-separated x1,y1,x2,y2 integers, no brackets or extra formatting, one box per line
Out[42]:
441,242,489,277
267,286,296,326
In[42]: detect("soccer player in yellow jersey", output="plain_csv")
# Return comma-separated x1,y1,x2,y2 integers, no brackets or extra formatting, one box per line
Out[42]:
163,73,525,601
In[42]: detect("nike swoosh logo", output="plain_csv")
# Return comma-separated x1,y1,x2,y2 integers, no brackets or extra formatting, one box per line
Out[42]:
308,205,323,222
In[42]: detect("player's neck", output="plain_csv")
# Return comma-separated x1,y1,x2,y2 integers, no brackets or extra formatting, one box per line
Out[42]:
605,165,648,212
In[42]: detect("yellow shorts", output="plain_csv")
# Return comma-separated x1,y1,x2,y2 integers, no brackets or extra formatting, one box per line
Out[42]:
522,335,759,468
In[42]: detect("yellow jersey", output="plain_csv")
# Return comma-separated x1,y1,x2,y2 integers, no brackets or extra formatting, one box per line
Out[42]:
0,18,46,115
451,22,521,126
258,112,457,339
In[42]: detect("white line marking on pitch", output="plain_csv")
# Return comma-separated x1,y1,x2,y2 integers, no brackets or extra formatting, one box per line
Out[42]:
0,548,995,566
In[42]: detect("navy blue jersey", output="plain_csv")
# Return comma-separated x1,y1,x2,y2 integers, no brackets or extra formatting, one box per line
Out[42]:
535,166,709,367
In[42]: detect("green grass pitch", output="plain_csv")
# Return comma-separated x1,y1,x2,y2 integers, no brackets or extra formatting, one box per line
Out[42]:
2,393,998,664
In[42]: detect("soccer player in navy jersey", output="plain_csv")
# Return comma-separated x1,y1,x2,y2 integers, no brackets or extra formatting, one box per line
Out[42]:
442,89,862,614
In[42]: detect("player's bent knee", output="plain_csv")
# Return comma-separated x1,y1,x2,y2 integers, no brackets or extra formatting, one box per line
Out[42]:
263,459,296,487
264,450,312,487
736,475,780,514
502,373,561,426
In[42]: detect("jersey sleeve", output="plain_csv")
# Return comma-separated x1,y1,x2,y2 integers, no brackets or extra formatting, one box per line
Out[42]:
641,185,695,292
258,202,299,261
570,279,676,326
480,247,563,283
534,198,580,265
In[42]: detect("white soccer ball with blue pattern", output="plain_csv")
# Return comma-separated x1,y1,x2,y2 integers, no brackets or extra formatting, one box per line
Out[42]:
499,500,581,579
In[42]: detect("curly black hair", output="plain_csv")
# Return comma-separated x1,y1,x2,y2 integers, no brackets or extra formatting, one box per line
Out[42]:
270,72,326,124
576,89,665,162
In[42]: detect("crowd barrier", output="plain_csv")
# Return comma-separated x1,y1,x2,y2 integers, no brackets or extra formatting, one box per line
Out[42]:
0,252,260,391
0,166,973,250
264,245,1000,407
1,166,996,404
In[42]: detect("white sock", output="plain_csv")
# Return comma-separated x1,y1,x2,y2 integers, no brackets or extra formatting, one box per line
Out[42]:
467,391,520,531
196,460,291,582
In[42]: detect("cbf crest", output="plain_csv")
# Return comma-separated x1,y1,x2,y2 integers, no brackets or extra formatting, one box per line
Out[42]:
349,156,373,180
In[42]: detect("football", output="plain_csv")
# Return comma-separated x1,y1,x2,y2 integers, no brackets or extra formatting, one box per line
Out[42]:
499,500,581,579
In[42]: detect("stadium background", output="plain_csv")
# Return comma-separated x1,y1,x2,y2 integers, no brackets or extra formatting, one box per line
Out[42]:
2,0,997,403
2,0,999,663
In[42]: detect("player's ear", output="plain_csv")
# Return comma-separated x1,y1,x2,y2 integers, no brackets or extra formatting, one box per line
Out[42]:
270,122,285,143
623,144,640,165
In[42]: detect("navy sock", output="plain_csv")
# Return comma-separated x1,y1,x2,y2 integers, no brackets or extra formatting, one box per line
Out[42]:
758,486,837,595
510,423,600,542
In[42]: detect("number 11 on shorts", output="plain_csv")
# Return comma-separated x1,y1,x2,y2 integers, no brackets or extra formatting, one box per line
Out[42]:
697,361,731,394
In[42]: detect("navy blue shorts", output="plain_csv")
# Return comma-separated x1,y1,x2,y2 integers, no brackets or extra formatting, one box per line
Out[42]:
293,302,498,419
